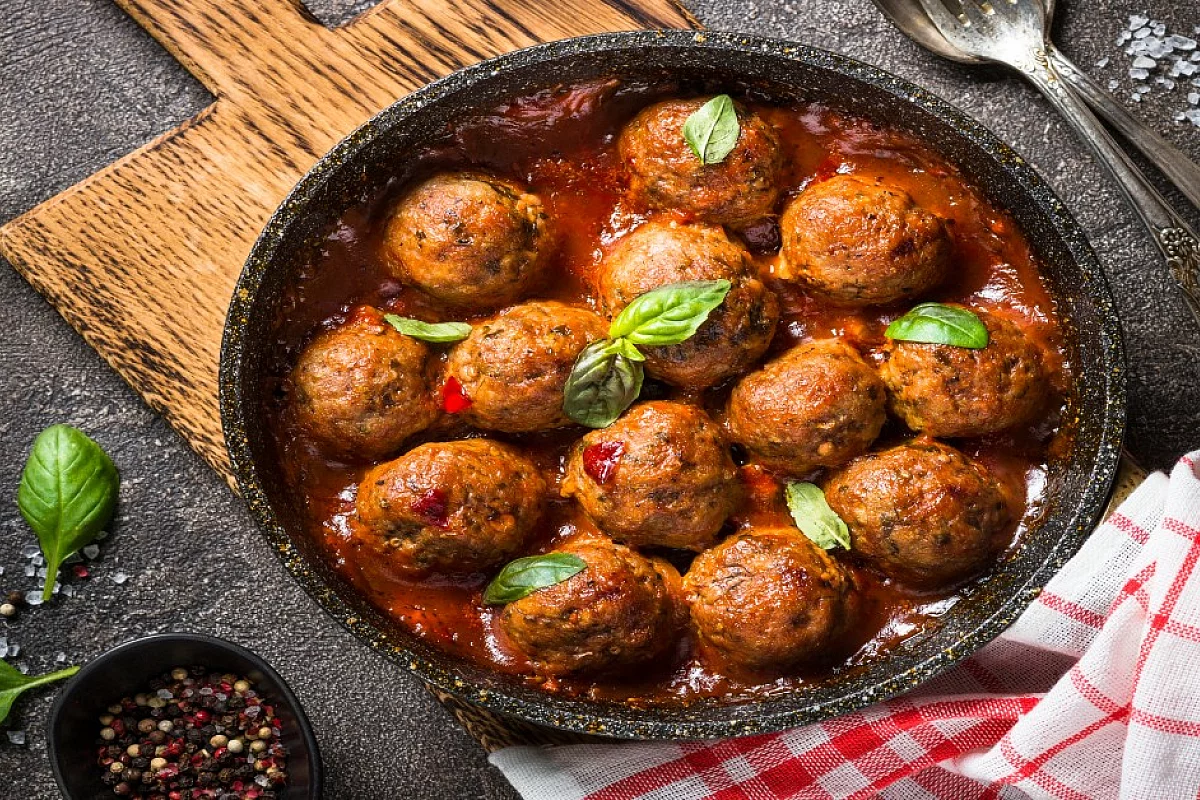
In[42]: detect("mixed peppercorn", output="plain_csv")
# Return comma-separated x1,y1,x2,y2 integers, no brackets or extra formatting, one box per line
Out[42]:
95,666,288,799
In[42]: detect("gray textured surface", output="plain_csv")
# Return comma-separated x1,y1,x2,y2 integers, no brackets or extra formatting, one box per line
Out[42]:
0,0,1197,798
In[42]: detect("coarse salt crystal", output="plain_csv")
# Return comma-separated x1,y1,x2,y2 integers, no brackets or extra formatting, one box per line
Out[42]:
61,585,75,597
1169,35,1197,51
1135,27,1152,39
6,731,26,745
1186,108,1200,126
1096,57,1110,68
0,644,7,659
111,572,127,584
1133,55,1156,69
1130,68,1151,80
23,564,34,577
1118,30,1133,44
83,544,100,559
55,651,66,663
24,591,42,606
9,644,20,657
21,545,39,558
1108,79,1120,90
1190,92,1200,104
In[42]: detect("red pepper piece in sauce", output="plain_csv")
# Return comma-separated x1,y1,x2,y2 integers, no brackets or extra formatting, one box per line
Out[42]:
583,441,625,485
411,488,450,529
442,376,472,414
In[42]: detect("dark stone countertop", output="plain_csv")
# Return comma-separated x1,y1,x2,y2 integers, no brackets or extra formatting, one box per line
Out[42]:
1,0,1196,797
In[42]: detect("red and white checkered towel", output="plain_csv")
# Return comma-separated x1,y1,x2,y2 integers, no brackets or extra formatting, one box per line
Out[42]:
491,451,1200,799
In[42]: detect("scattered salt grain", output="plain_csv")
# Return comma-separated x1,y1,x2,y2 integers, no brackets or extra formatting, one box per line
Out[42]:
23,591,42,607
55,651,66,663
1133,55,1156,69
1130,14,1149,28
9,643,20,657
111,571,127,585
21,545,38,559
1130,68,1150,80
6,731,25,745
1096,56,1110,68
22,564,34,577
1108,79,1120,90
82,544,100,559
61,585,75,597
1168,35,1197,51
1134,27,1152,39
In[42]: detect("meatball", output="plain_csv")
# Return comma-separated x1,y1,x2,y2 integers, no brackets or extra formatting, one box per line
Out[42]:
727,338,886,475
619,97,784,227
381,172,552,307
684,527,856,673
355,439,545,576
500,537,685,675
444,301,607,433
880,309,1048,437
780,175,952,305
290,308,437,461
562,402,740,552
599,222,779,388
824,440,1011,588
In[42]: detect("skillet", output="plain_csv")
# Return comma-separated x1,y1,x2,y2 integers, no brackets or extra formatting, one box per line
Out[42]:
219,30,1125,739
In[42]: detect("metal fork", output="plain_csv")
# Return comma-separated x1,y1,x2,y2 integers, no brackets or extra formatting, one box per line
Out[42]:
914,0,1200,325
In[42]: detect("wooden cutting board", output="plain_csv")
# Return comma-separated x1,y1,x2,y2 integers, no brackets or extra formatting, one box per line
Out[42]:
0,0,696,484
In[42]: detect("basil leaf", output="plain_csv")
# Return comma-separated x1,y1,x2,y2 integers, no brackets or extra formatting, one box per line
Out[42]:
562,339,645,428
682,95,740,166
0,658,78,724
885,303,989,349
608,280,732,347
786,482,851,551
384,314,472,343
483,553,588,604
18,425,119,602
606,336,646,363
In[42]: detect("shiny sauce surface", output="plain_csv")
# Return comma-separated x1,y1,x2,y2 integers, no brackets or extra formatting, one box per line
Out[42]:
263,80,1072,706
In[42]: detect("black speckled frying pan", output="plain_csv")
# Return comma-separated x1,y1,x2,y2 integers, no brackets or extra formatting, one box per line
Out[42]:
219,30,1125,740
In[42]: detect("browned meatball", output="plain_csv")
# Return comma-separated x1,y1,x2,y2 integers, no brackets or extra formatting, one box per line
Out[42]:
684,527,856,673
780,175,951,305
500,537,685,675
443,301,607,433
824,440,1011,588
880,309,1048,437
381,172,552,307
619,97,784,227
355,439,545,576
290,308,437,461
599,222,779,388
562,402,740,552
727,339,886,475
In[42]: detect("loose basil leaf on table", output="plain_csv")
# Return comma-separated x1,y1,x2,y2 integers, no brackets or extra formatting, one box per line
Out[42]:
682,94,740,166
384,314,472,343
0,658,78,724
885,303,989,349
786,482,851,551
483,553,588,604
608,280,732,346
18,424,119,602
562,339,645,428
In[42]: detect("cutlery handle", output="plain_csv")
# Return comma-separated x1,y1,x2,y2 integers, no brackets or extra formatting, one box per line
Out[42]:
1046,44,1200,211
1024,59,1200,326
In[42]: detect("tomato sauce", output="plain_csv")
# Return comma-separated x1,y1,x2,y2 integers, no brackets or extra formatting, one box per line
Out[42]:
261,80,1072,706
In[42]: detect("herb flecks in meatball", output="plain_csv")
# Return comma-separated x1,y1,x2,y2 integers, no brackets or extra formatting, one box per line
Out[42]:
824,440,1011,588
355,439,546,576
381,172,553,308
444,301,607,433
599,221,779,389
880,308,1049,437
619,97,784,227
727,338,886,475
562,401,741,552
500,537,684,676
684,527,856,673
780,174,952,305
290,307,437,461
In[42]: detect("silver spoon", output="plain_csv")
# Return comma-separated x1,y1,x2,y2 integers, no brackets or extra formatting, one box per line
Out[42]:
873,0,1200,210
874,0,1200,323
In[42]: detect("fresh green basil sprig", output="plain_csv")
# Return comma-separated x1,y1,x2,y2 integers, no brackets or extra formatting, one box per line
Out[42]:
562,280,732,428
483,553,588,604
0,658,78,724
682,95,740,166
885,303,989,349
786,482,851,551
384,314,472,343
18,425,119,602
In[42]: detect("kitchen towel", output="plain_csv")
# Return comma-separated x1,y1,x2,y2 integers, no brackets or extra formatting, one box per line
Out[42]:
491,450,1200,799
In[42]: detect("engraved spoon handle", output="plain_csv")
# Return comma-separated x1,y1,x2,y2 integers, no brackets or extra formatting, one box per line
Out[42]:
1023,56,1200,324
1046,43,1200,211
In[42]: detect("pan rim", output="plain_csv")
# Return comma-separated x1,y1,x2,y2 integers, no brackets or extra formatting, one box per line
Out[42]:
219,29,1125,740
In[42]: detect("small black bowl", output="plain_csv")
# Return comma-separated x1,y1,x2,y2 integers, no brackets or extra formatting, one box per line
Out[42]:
47,633,322,799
